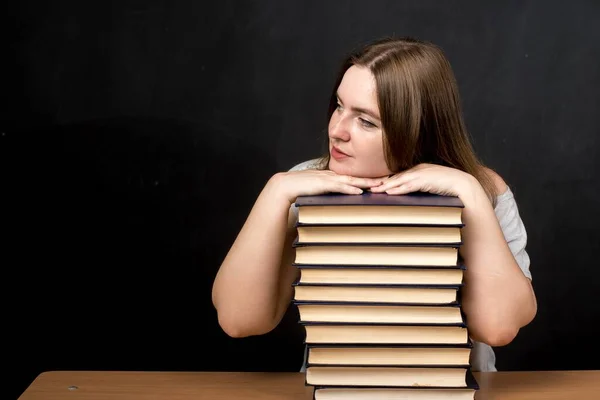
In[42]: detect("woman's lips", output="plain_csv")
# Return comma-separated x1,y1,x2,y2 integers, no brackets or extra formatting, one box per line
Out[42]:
331,146,350,160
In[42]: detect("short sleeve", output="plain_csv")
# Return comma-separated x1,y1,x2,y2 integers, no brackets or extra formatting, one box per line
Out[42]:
494,188,532,280
288,158,322,172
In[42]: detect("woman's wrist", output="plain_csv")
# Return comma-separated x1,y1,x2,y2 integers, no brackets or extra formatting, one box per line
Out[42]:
456,172,492,212
265,172,297,206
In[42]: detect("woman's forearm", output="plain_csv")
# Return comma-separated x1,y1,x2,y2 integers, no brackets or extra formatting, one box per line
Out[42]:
458,177,537,346
211,174,295,337
212,168,383,338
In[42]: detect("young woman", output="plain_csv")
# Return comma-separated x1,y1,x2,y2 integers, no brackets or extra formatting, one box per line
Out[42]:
211,37,537,372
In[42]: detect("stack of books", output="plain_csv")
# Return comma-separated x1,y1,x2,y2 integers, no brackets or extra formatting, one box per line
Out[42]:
292,192,479,400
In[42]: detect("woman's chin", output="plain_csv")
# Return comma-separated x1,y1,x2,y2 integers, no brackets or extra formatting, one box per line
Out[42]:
328,162,388,179
327,161,357,176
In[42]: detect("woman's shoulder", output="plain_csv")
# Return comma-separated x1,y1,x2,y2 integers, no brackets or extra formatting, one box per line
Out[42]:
288,157,325,172
481,167,524,227
480,167,521,216
482,167,509,198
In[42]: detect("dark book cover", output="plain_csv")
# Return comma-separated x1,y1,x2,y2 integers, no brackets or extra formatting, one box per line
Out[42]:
295,221,465,227
292,280,463,289
294,192,464,208
300,320,467,328
293,263,467,270
306,339,474,350
292,237,462,248
293,300,462,308
306,362,471,369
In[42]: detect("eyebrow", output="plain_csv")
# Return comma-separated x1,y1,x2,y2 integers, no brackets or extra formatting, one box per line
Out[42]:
336,93,381,121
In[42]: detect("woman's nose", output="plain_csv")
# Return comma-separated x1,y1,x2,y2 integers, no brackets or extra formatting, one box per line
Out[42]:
329,115,351,142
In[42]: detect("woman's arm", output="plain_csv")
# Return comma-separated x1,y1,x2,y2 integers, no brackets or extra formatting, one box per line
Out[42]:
458,171,537,346
211,175,297,338
370,164,537,347
212,170,383,338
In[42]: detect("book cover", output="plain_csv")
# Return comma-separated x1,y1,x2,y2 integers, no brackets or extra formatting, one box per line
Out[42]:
295,192,464,208
293,263,467,270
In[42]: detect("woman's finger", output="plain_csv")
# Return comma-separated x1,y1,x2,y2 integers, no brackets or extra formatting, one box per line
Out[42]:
337,175,384,188
370,173,417,192
385,180,419,195
333,183,364,195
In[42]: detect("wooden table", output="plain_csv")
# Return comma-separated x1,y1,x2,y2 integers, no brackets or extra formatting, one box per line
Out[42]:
17,370,600,400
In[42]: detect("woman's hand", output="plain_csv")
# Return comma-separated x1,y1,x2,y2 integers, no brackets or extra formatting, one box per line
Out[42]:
270,169,385,204
369,163,477,198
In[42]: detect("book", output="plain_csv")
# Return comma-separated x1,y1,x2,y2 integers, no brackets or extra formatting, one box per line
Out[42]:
305,365,471,387
306,342,472,366
295,264,465,286
293,283,460,304
296,224,462,244
311,370,479,400
296,302,464,324
293,242,459,266
302,322,469,345
295,192,464,225
313,387,477,400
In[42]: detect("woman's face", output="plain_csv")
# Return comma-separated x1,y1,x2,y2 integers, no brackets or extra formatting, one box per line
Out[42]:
328,65,393,179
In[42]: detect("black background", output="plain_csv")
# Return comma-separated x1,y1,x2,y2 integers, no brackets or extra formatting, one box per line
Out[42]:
3,1,599,398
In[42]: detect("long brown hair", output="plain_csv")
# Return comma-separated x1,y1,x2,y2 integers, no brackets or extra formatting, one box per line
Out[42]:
318,36,497,204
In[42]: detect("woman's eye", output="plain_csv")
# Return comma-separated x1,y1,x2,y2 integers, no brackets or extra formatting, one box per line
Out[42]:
336,103,343,111
359,118,376,128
